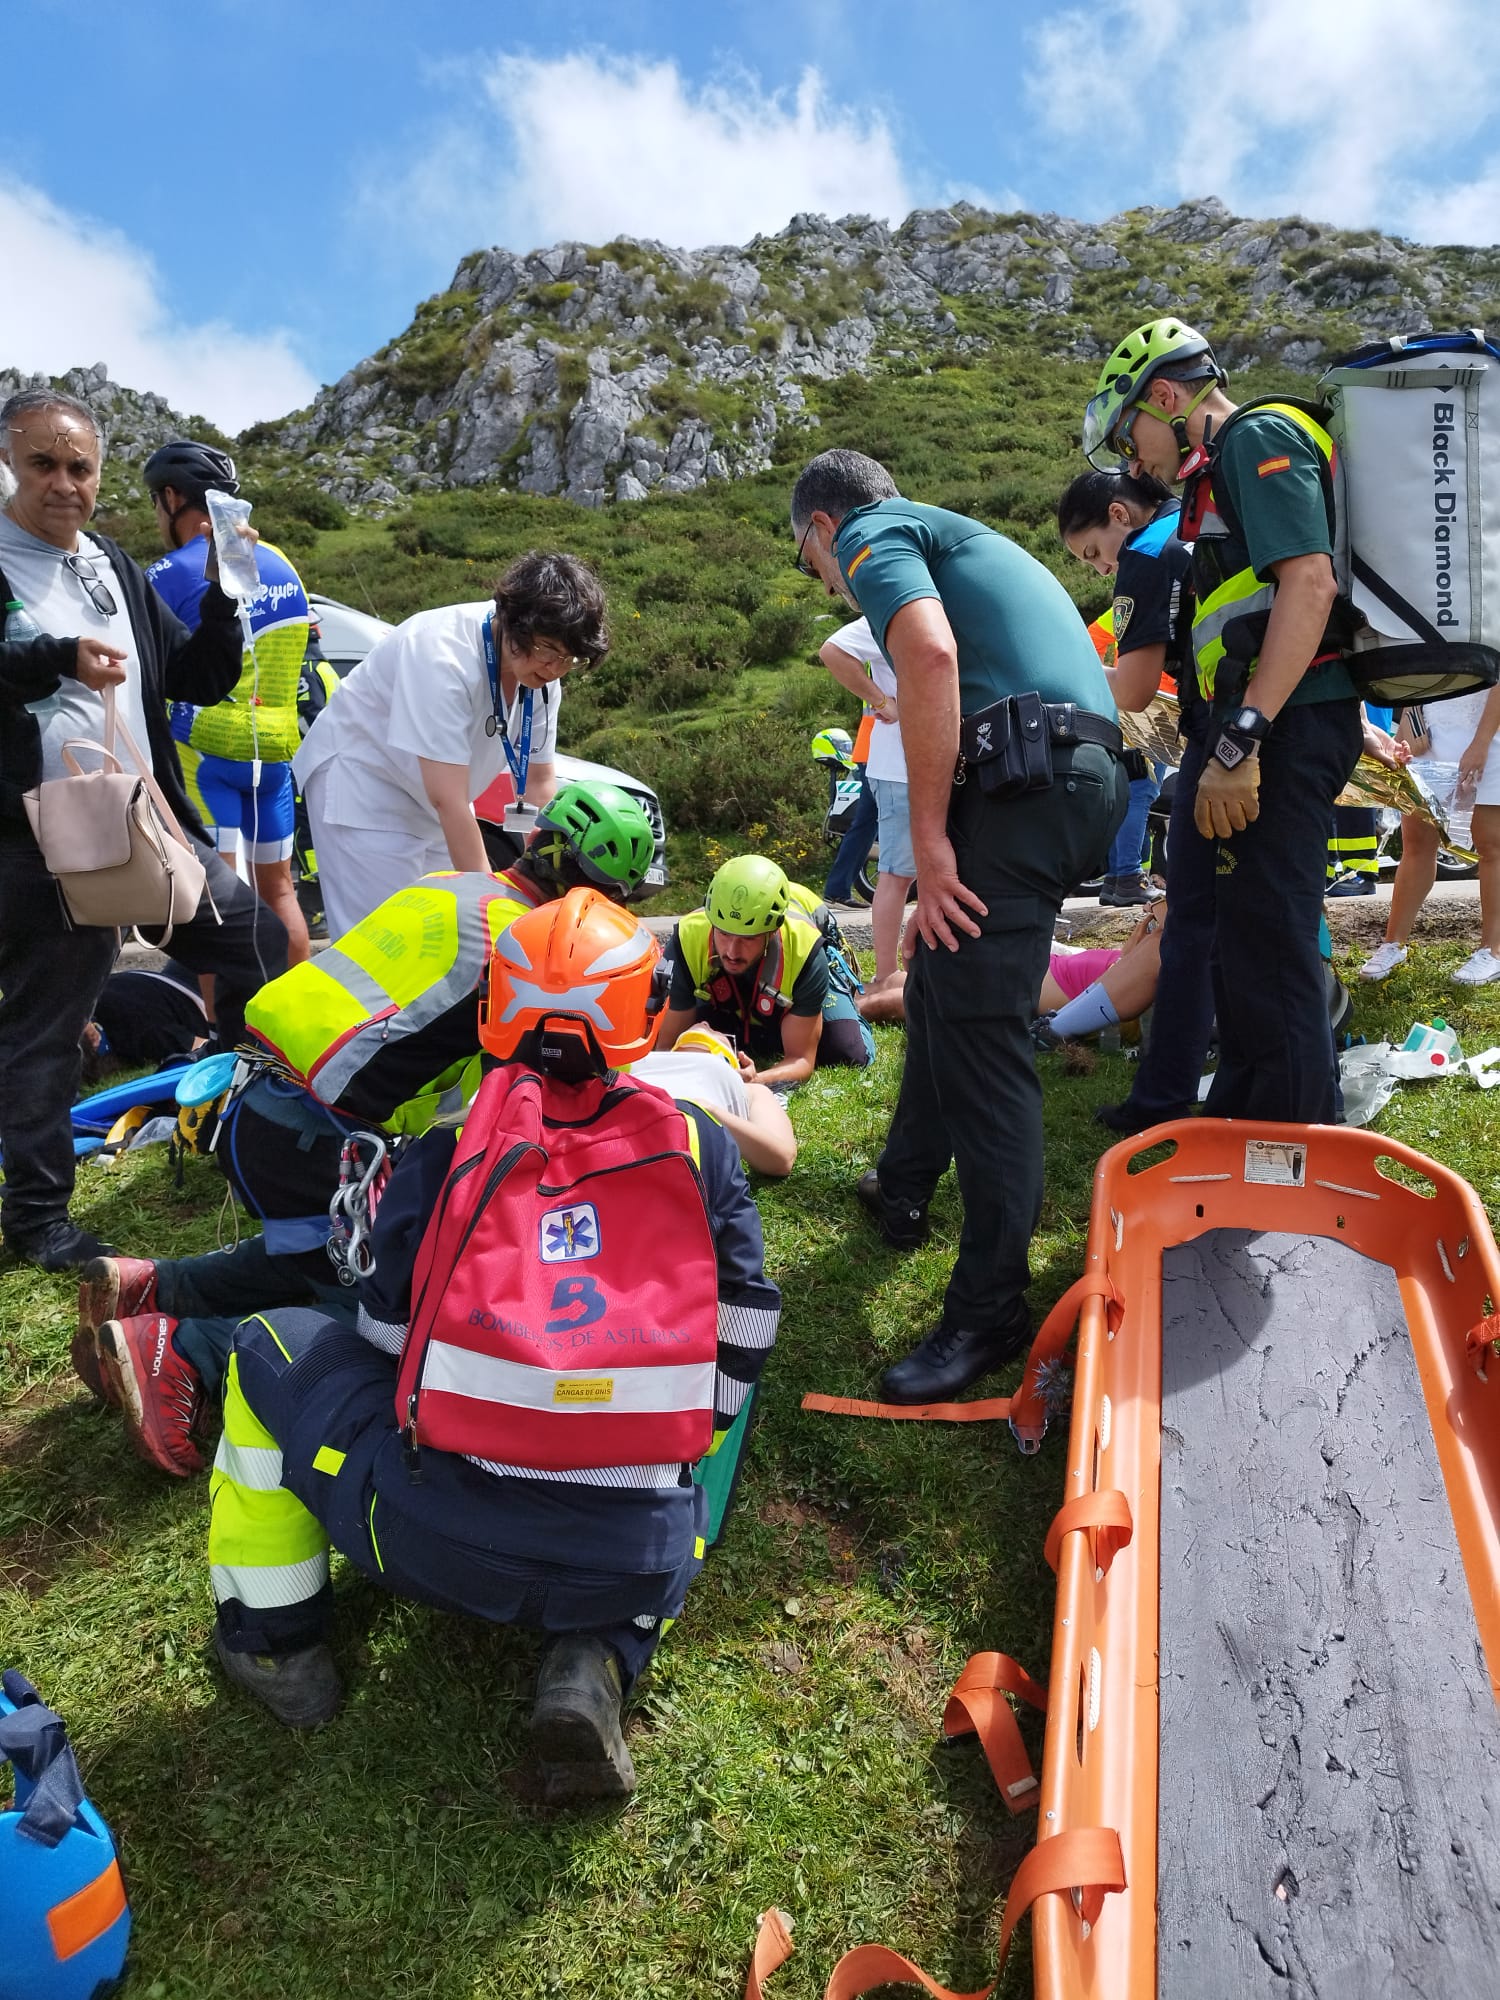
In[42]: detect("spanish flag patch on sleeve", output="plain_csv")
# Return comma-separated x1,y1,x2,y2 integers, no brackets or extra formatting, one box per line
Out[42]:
846,545,872,579
1257,455,1292,478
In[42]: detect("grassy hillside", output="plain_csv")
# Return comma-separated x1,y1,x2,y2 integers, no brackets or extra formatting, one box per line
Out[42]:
100,350,1310,903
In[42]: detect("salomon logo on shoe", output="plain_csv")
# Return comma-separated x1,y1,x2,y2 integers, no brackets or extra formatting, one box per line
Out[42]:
151,1318,171,1379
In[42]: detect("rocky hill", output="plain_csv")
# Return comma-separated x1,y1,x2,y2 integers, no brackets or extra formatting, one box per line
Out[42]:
244,195,1500,512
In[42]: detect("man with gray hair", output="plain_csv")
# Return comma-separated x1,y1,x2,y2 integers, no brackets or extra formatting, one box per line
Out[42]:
0,388,287,1270
790,447,1127,1403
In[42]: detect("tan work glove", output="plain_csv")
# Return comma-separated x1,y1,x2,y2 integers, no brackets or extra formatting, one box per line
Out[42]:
1194,752,1261,840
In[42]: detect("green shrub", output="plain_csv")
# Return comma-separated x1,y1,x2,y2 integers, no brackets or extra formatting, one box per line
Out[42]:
745,598,813,664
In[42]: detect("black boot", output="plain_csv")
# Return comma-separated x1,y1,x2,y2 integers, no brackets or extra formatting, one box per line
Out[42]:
856,1169,929,1249
214,1629,342,1730
3,1219,114,1272
1094,1099,1189,1136
880,1307,1031,1404
530,1636,637,1802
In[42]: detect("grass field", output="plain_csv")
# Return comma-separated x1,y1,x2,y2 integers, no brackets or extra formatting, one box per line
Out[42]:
1,924,1496,1999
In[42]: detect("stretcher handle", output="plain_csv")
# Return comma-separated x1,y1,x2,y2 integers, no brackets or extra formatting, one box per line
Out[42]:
1043,1489,1134,1580
1009,1273,1122,1455
941,1651,1047,1815
746,1828,1127,1998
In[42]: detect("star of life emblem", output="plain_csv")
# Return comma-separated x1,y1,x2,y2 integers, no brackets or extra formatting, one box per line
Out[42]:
539,1202,601,1262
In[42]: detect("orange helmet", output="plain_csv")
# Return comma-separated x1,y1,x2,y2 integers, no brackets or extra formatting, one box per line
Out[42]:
480,887,667,1078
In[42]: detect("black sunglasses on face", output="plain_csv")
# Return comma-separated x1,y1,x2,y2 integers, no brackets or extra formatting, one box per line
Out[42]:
63,552,118,619
793,519,817,577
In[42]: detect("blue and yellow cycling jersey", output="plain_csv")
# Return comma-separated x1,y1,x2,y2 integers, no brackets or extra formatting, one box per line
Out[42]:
147,534,309,762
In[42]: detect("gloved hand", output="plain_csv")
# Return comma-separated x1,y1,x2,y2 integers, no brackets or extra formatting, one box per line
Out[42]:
1194,752,1261,839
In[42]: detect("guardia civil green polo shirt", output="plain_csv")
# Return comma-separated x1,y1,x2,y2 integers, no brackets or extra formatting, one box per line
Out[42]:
1213,410,1358,707
833,499,1116,719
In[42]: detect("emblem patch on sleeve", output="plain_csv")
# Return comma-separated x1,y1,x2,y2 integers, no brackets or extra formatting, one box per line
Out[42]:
1113,596,1135,641
1257,455,1291,477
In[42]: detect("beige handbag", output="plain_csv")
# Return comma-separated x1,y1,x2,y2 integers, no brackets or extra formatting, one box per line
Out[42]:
23,688,211,946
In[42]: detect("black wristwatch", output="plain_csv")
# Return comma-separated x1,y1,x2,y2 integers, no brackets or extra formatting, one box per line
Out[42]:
1211,705,1273,770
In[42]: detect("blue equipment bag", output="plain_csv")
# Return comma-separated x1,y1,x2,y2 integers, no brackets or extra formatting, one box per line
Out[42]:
0,1672,130,2000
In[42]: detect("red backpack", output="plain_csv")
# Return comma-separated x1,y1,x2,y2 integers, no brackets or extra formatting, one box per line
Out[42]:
395,1065,719,1472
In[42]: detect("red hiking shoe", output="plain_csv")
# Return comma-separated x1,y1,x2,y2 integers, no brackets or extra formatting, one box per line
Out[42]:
74,1257,159,1405
98,1315,205,1478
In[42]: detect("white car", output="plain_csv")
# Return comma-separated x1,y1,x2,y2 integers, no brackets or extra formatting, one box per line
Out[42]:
305,593,668,891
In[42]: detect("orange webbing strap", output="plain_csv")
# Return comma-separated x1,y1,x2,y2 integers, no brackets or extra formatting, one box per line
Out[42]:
800,1392,1012,1424
1008,1272,1122,1452
1042,1489,1134,1579
941,1652,1047,1814
1466,1313,1500,1376
747,1827,1126,1998
745,1908,796,1999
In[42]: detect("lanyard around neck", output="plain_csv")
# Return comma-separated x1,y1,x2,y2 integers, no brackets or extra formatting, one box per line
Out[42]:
481,616,534,796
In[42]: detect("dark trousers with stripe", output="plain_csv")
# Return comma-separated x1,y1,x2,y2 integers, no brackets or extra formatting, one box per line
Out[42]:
212,1310,705,1691
1327,804,1379,881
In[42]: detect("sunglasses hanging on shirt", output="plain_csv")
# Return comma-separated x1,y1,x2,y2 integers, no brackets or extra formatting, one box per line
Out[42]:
63,551,118,619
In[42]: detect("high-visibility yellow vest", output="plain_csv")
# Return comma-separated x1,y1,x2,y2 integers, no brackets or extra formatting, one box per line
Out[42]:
676,905,824,1025
245,870,538,1127
1188,400,1343,702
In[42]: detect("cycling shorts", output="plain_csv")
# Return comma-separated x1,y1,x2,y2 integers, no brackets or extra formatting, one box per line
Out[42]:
190,754,296,863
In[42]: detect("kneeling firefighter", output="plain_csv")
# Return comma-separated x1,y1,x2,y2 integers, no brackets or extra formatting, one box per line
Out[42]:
658,855,873,1085
206,888,782,1800
74,783,655,1479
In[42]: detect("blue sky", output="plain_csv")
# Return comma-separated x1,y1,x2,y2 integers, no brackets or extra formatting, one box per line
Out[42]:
4,0,1499,431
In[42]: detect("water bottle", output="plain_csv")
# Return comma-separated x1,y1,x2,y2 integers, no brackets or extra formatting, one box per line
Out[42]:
3,599,42,644
204,489,262,601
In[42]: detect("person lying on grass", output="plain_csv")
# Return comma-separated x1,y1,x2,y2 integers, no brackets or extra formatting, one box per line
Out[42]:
859,905,1166,1051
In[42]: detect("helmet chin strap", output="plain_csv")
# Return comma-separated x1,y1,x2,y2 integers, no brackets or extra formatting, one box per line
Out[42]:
1167,377,1218,465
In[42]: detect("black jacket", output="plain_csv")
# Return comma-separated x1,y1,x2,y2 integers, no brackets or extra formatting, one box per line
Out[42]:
0,529,242,839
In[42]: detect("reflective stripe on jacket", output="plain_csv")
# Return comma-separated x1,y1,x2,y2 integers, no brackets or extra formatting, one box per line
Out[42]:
245,870,533,1121
1187,400,1340,702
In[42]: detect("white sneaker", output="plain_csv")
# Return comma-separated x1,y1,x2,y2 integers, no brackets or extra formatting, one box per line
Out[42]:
1452,947,1500,986
1359,942,1408,982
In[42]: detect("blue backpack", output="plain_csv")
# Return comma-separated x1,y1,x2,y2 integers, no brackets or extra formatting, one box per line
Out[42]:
0,1672,130,2000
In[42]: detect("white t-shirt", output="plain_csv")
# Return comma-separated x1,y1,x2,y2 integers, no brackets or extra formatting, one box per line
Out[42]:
629,1048,749,1122
831,616,906,785
0,511,153,781
293,600,560,833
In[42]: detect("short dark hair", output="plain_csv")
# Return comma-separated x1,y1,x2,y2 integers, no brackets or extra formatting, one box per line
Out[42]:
790,449,899,532
1056,466,1170,541
493,550,609,665
1,387,103,449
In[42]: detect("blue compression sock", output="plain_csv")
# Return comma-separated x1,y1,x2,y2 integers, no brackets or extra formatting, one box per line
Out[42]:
1048,982,1120,1041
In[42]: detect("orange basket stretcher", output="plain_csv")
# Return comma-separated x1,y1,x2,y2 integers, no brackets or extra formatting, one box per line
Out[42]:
1012,1117,1500,2000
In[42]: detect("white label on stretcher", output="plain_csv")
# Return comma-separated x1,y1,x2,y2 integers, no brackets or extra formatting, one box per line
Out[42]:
1244,1140,1306,1187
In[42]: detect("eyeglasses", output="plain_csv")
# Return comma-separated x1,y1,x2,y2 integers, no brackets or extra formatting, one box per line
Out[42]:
793,519,817,577
1110,402,1148,463
63,552,118,619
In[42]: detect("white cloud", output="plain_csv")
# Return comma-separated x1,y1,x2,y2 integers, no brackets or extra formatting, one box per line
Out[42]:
358,52,919,261
1028,0,1500,244
0,179,318,434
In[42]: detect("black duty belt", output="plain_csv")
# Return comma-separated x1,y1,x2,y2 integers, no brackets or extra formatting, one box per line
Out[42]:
956,693,1123,798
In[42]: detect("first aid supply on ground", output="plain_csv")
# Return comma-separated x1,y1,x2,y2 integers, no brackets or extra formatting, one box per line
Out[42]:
1401,1017,1462,1068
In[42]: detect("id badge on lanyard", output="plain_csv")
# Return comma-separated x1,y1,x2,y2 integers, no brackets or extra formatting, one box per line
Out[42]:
481,617,534,797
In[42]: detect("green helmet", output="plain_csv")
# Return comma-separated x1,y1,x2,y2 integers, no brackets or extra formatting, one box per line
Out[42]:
532,781,655,892
810,726,855,769
706,855,790,936
1080,317,1224,470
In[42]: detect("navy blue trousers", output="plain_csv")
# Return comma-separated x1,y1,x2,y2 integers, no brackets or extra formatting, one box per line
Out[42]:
218,1310,705,1691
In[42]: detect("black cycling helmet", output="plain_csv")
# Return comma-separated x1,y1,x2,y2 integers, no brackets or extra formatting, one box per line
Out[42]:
143,439,239,511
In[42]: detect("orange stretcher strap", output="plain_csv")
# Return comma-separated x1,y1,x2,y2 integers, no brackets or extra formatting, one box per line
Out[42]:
746,1827,1126,1998
745,1908,796,2000
800,1393,1012,1423
1042,1488,1134,1578
1009,1272,1122,1451
1466,1313,1500,1372
941,1651,1047,1813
